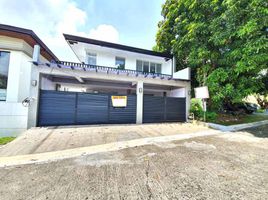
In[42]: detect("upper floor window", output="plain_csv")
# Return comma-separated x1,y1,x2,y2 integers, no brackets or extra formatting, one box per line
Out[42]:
0,51,10,101
136,60,162,74
156,63,162,73
150,63,156,73
115,57,125,69
86,52,96,65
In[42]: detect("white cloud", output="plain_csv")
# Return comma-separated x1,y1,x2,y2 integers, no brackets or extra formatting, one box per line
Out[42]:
0,0,119,61
88,24,119,43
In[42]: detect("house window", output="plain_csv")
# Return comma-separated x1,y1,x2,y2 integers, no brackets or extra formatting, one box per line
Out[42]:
156,63,162,73
136,60,162,74
115,57,125,69
0,51,10,101
136,60,143,71
86,52,96,65
143,61,149,73
150,63,156,73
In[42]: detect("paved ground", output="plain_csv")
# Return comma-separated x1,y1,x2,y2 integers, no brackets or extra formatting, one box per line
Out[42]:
0,123,209,156
244,124,268,137
0,127,267,200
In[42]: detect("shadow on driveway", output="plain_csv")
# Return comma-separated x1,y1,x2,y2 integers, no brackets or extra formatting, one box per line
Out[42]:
243,125,268,138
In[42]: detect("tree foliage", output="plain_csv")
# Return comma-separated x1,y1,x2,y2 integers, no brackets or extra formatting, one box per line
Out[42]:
155,0,268,109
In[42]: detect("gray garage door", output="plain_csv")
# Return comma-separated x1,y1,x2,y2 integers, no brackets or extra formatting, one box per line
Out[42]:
38,90,136,126
143,96,186,123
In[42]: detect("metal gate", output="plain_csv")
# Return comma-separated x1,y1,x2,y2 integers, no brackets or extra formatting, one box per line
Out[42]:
143,96,186,123
38,90,136,126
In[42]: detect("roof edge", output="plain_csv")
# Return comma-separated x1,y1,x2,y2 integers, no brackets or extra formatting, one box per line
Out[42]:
0,24,58,61
63,33,173,59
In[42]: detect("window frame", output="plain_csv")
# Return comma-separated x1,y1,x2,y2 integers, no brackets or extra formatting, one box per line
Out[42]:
136,60,143,72
0,50,10,101
86,52,97,65
143,61,149,73
136,60,162,74
156,63,162,74
115,56,125,70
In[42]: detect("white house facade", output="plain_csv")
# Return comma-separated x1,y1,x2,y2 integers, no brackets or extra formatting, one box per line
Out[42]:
0,24,191,137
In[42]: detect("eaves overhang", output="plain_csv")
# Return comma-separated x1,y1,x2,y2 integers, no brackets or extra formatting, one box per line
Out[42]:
63,33,173,60
0,24,58,61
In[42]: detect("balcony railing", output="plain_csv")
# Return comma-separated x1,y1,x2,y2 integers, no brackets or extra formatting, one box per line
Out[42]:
54,61,173,80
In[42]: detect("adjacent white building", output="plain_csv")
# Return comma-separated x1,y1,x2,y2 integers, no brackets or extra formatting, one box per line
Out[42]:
0,24,58,136
0,24,191,137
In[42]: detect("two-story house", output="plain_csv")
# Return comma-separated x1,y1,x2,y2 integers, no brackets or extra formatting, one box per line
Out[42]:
0,24,191,136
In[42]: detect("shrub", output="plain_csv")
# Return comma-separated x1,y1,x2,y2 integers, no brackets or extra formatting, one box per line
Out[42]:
190,99,203,120
206,111,218,121
190,99,218,121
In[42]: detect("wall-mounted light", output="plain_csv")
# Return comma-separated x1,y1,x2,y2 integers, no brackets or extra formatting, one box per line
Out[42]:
31,80,37,87
139,88,143,93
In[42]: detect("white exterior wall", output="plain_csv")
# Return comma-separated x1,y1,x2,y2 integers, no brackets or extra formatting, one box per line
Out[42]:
75,46,173,75
41,77,56,90
0,36,47,136
0,50,31,136
173,67,191,80
0,102,28,137
168,88,186,98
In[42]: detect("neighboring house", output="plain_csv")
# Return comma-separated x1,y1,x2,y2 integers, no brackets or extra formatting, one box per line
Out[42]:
0,24,191,137
0,24,58,136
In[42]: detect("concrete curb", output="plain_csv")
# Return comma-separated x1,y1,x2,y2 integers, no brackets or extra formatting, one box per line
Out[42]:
207,120,268,132
0,130,220,167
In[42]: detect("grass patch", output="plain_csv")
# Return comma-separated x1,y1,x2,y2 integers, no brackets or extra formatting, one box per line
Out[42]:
208,114,268,126
0,137,16,145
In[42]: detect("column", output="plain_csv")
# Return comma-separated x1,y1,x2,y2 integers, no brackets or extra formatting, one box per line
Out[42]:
136,81,143,124
27,45,41,128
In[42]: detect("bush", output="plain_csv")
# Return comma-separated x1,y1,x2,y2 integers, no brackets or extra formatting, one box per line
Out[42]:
206,111,218,121
190,99,218,121
190,99,204,120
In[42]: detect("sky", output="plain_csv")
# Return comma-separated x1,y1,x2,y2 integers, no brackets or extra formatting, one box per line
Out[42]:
0,0,164,61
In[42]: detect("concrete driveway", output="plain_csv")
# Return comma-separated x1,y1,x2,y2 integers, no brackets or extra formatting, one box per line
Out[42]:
0,128,267,200
0,123,209,156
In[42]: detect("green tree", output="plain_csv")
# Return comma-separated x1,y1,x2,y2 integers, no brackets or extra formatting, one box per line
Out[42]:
255,70,268,109
155,0,268,110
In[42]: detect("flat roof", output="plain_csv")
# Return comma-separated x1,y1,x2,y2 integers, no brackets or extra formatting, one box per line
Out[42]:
63,34,173,59
0,24,58,61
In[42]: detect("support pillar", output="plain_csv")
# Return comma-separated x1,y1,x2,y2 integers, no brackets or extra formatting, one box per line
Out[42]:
136,81,143,124
27,45,41,128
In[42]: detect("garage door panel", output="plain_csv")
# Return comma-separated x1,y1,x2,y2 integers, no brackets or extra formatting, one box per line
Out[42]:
39,116,75,126
39,90,136,126
143,113,165,123
143,96,186,123
143,96,165,123
166,98,185,112
76,93,109,124
109,95,136,123
38,90,76,126
166,112,186,121
166,97,186,122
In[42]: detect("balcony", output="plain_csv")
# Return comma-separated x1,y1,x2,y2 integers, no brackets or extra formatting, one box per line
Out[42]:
33,60,190,81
